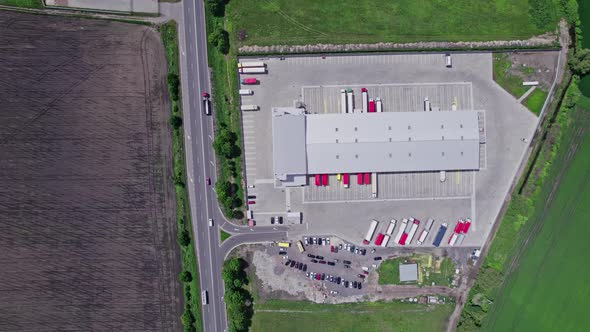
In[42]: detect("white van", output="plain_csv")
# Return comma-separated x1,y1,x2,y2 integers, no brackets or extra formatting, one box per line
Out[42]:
445,53,452,68
440,171,446,182
239,89,253,95
241,104,259,111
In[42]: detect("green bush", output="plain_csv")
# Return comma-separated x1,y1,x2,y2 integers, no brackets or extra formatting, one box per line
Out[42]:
528,0,557,30
213,127,240,159
222,258,252,332
169,114,183,129
177,229,191,247
180,271,193,283
569,49,590,76
167,73,180,100
208,26,230,54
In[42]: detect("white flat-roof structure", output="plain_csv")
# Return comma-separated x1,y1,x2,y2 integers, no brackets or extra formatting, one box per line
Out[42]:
399,263,418,282
272,108,480,186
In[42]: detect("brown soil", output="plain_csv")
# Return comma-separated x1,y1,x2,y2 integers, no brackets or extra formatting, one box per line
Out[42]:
507,52,559,90
0,11,181,331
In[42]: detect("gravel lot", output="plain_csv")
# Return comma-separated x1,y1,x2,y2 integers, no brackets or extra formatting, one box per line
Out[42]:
0,12,181,332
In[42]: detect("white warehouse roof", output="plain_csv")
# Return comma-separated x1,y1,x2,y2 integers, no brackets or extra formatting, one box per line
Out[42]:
306,111,480,174
272,108,308,181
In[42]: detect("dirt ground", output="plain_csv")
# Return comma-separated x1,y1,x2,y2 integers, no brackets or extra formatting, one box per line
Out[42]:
0,11,181,332
508,51,559,90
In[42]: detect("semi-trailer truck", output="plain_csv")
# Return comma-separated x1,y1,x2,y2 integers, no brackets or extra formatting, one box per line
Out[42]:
346,88,354,112
398,232,409,245
340,89,347,113
462,218,472,233
343,173,350,188
239,67,266,74
394,218,408,244
456,234,466,246
406,219,420,244
361,88,368,112
424,97,431,111
374,233,385,246
239,89,253,95
416,218,435,245
363,220,379,245
454,219,465,233
371,173,377,198
376,97,383,112
385,219,396,236
357,173,364,185
238,61,265,68
432,223,448,247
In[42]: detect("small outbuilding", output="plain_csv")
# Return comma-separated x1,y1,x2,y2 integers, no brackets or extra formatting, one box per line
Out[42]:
399,263,418,282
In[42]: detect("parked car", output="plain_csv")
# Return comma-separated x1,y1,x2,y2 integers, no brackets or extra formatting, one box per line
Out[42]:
343,260,352,265
247,195,256,199
247,200,255,204
278,251,286,255
304,237,309,245
330,245,335,253
311,259,318,263
290,261,296,267
357,283,362,290
361,249,366,256
317,238,322,246
307,254,316,258
284,260,291,266
344,264,350,269
271,217,275,224
358,274,365,279
206,177,211,185
374,256,382,261
278,216,283,224
303,264,307,272
312,237,318,245
316,255,324,260
327,262,335,266
338,244,343,250
319,260,326,264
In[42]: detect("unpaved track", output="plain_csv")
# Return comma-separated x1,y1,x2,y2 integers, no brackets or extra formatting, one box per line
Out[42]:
0,11,182,331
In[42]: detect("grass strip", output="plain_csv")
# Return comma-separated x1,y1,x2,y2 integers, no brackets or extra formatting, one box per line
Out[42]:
160,21,203,332
0,0,42,8
523,88,548,116
220,229,231,242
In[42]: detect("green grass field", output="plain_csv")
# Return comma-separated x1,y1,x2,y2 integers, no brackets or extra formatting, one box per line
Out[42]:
0,0,42,8
524,88,548,115
378,255,455,286
493,53,529,98
251,300,453,332
226,0,554,47
482,102,590,331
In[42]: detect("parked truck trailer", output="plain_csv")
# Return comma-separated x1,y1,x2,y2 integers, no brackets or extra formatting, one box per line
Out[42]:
374,233,385,246
432,223,448,247
361,88,368,112
381,235,390,247
448,233,458,246
406,219,420,244
371,173,377,198
239,67,266,74
340,89,347,113
238,61,265,68
416,218,435,245
385,219,396,236
376,97,383,112
394,218,408,244
363,220,379,245
346,88,354,112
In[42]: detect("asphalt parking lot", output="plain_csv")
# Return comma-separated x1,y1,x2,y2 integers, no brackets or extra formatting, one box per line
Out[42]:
239,52,538,248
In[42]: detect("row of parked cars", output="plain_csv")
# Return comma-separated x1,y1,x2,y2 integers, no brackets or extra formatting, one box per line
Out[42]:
270,216,283,225
305,272,362,290
303,236,330,246
285,259,307,272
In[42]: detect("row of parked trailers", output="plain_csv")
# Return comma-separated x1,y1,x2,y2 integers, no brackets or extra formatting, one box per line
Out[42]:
238,62,265,111
340,88,383,114
363,217,472,247
314,173,377,197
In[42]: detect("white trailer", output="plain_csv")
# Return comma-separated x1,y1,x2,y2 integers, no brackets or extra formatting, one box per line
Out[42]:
241,104,259,111
239,89,253,95
424,97,431,111
340,89,347,113
394,219,408,244
448,233,458,246
406,220,420,244
456,234,466,246
381,235,390,247
239,67,266,74
371,173,377,198
346,88,354,112
385,219,396,236
361,88,369,112
417,218,435,245
363,220,379,245
376,97,383,112
238,61,265,68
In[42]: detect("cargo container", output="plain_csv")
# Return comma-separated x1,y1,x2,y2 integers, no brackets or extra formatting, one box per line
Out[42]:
398,232,409,245
376,97,383,112
343,173,350,188
416,218,434,245
456,234,466,246
247,210,253,219
239,89,253,95
241,78,258,84
448,233,458,246
405,218,414,232
406,219,420,244
315,174,320,186
371,173,377,198
241,104,259,111
238,61,265,68
363,220,379,245
385,219,396,236
239,67,266,74
394,218,408,244
357,173,364,185
382,235,390,247
346,88,354,113
454,219,465,233
364,173,371,185
369,99,376,113
424,97,431,111
462,218,472,234
340,89,347,113
432,223,448,247
322,174,328,186
361,88,368,112
424,218,435,231
374,233,385,246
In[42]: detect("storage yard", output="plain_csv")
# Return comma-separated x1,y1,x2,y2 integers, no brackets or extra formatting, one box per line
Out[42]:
0,12,181,331
238,53,537,251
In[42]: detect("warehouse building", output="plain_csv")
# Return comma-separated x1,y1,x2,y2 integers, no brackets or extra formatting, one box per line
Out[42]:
272,107,480,187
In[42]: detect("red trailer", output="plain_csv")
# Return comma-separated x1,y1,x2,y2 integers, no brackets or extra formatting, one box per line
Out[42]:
241,78,258,84
364,173,371,184
462,219,472,234
374,233,385,246
399,232,409,245
322,174,328,186
357,173,364,185
343,173,350,188
369,99,376,112
315,174,321,186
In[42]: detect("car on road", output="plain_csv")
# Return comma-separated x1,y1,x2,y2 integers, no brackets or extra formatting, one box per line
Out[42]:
374,256,382,261
206,177,211,185
208,218,213,227
202,92,211,115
